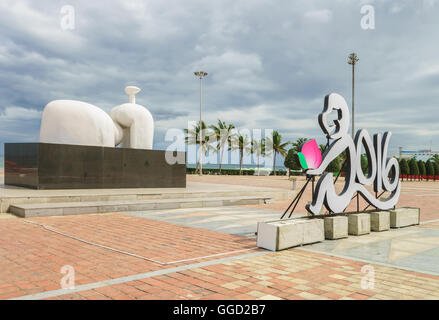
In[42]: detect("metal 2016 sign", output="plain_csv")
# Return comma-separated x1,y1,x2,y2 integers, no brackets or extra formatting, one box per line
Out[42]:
299,93,401,215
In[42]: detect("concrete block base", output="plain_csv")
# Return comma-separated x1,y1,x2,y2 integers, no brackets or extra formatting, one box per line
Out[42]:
348,213,371,236
390,207,420,228
370,211,390,232
257,218,324,251
324,216,348,239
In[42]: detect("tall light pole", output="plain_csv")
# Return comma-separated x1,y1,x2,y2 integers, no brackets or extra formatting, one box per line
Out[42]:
194,71,208,176
348,53,359,137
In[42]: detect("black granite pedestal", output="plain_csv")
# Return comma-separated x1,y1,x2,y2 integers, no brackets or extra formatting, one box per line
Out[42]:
4,143,186,189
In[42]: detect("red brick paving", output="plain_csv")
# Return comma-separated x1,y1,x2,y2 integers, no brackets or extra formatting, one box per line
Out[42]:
51,249,439,300
0,213,256,299
2,176,439,300
26,213,255,263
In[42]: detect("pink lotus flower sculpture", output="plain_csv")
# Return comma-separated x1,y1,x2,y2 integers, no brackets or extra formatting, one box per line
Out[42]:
297,139,322,170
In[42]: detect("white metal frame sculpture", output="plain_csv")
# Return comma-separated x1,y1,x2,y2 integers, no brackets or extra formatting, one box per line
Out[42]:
283,93,401,217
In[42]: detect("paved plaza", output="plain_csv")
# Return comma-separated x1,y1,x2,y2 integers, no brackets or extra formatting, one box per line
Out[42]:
0,175,439,300
189,175,439,222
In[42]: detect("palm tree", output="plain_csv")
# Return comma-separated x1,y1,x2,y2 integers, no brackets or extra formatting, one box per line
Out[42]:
184,121,215,174
209,120,235,174
267,130,290,176
291,138,309,152
251,138,266,174
231,132,252,175
430,154,439,165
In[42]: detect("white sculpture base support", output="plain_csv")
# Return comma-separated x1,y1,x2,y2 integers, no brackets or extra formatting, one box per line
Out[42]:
370,211,390,232
348,213,371,236
324,216,348,240
390,207,420,228
257,218,324,251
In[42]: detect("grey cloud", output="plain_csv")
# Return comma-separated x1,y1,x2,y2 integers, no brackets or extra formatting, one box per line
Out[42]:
0,0,438,157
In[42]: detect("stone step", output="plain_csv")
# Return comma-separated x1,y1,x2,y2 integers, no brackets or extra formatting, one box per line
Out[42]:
0,181,293,213
9,196,272,218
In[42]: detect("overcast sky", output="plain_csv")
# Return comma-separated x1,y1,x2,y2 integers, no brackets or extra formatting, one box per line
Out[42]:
0,0,438,159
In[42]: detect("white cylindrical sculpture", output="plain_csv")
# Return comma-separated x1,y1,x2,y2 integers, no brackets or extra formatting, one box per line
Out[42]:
110,86,154,149
39,86,154,149
40,100,118,147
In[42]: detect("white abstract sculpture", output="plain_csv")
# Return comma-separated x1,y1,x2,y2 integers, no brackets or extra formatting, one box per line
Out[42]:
39,86,154,149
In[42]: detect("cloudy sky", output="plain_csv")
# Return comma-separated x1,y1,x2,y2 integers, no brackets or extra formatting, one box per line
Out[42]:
0,0,438,160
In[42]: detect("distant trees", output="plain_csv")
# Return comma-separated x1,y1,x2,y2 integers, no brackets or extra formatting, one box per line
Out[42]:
426,161,435,181
408,158,419,180
433,162,439,181
284,138,308,174
284,149,301,174
418,160,426,178
210,120,235,174
431,154,439,165
399,159,410,181
326,156,341,174
231,132,252,175
184,120,290,176
183,119,439,182
266,131,290,176
184,120,215,174
251,138,267,173
360,154,368,175
399,157,439,181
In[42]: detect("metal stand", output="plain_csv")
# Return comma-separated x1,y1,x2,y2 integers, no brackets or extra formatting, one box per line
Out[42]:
363,191,385,211
281,175,315,219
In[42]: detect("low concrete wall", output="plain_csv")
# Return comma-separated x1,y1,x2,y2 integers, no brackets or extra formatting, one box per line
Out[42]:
324,216,348,240
390,207,420,228
257,218,324,251
370,211,390,232
257,207,420,251
348,213,371,236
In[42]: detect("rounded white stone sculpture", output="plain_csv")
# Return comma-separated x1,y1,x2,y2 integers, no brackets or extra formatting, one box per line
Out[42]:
110,87,154,149
39,86,154,149
40,100,118,147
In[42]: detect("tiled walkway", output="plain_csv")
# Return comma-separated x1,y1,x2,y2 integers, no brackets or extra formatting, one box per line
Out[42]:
305,222,439,276
126,206,439,276
186,175,439,222
0,213,257,300
125,206,306,237
46,248,439,300
2,176,439,300
1,210,439,300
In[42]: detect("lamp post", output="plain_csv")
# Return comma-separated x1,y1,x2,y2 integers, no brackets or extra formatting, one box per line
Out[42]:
194,71,208,175
348,53,359,137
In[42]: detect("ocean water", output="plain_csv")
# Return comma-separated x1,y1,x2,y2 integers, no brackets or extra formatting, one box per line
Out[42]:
0,156,3,170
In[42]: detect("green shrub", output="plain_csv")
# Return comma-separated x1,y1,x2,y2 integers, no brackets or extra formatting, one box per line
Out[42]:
185,167,287,176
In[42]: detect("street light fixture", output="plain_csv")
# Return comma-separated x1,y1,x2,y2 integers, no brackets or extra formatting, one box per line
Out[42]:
194,71,208,176
348,53,359,137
